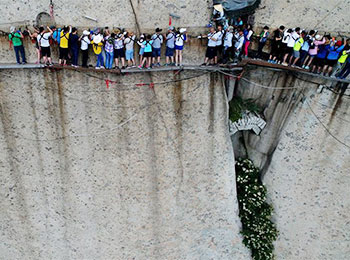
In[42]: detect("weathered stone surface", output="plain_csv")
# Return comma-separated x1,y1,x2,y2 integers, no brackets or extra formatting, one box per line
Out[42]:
254,0,350,35
0,69,250,259
235,66,350,259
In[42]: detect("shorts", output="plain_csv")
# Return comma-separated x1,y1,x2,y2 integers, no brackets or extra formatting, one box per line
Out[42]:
41,46,51,57
59,47,69,59
139,47,145,56
166,47,174,57
206,46,217,59
286,47,294,55
114,48,125,58
144,51,152,58
313,57,325,67
216,45,223,55
125,49,134,60
293,50,300,58
326,59,337,67
152,48,161,57
175,45,184,51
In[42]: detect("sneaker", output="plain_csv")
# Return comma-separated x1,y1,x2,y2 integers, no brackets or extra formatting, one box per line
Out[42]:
201,63,207,66
95,66,100,69
147,66,151,70
305,66,310,70
122,66,126,69
282,62,288,66
100,66,105,69
138,65,142,69
49,63,53,67
22,61,27,64
157,63,161,67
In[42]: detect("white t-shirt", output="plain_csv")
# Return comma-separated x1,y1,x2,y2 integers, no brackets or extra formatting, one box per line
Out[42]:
124,35,136,50
175,34,186,47
235,34,244,50
215,30,224,46
224,32,233,47
282,31,290,44
37,32,52,47
287,31,299,47
80,35,90,50
207,32,217,47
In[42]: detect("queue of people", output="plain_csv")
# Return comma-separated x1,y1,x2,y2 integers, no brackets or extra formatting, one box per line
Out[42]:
7,22,350,80
8,25,188,70
262,26,350,79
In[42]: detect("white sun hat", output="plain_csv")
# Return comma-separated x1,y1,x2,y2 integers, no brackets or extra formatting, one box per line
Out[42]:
179,28,187,34
83,30,90,36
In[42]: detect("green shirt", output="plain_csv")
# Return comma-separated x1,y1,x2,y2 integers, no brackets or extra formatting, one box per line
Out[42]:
9,32,23,46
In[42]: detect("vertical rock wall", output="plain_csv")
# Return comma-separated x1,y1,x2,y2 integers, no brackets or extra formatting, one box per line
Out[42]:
234,66,350,259
0,68,250,259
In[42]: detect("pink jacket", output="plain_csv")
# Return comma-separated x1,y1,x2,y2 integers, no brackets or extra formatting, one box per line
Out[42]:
309,38,326,55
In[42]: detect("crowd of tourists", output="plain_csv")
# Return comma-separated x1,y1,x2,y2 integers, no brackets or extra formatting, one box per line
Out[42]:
257,26,350,79
7,22,350,80
8,25,188,70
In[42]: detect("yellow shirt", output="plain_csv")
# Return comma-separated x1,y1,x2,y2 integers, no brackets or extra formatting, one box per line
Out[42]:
338,50,349,64
60,31,70,48
91,41,104,55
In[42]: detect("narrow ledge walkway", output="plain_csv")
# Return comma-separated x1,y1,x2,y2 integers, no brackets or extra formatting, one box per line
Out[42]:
0,59,349,85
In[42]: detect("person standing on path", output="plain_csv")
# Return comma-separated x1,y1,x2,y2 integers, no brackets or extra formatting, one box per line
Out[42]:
9,26,26,64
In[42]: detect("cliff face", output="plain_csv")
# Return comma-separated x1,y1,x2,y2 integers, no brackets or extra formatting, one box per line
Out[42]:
233,66,350,259
0,68,249,259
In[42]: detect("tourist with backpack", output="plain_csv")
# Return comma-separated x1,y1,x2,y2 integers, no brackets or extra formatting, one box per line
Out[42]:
332,40,350,77
104,33,115,69
175,28,187,66
79,30,91,68
282,27,300,66
222,26,233,64
256,26,270,59
91,34,104,69
27,27,41,64
37,26,53,66
311,36,330,74
303,34,325,70
214,25,224,64
137,34,146,66
299,30,316,67
337,52,350,79
59,25,71,66
151,28,163,67
165,26,176,66
323,39,345,76
268,25,284,64
138,35,153,69
114,32,126,69
124,31,136,68
9,26,26,64
200,26,218,66
233,29,245,63
69,27,79,67
290,31,306,67
243,24,253,59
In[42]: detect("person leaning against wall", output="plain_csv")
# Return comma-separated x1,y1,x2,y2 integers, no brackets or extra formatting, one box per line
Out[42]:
9,26,27,64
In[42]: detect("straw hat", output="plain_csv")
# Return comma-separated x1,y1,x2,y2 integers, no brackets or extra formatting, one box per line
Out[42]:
214,4,224,13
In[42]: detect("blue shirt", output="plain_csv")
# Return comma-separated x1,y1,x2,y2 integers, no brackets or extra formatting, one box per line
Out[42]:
327,45,345,60
317,44,330,59
144,40,153,52
52,29,61,44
